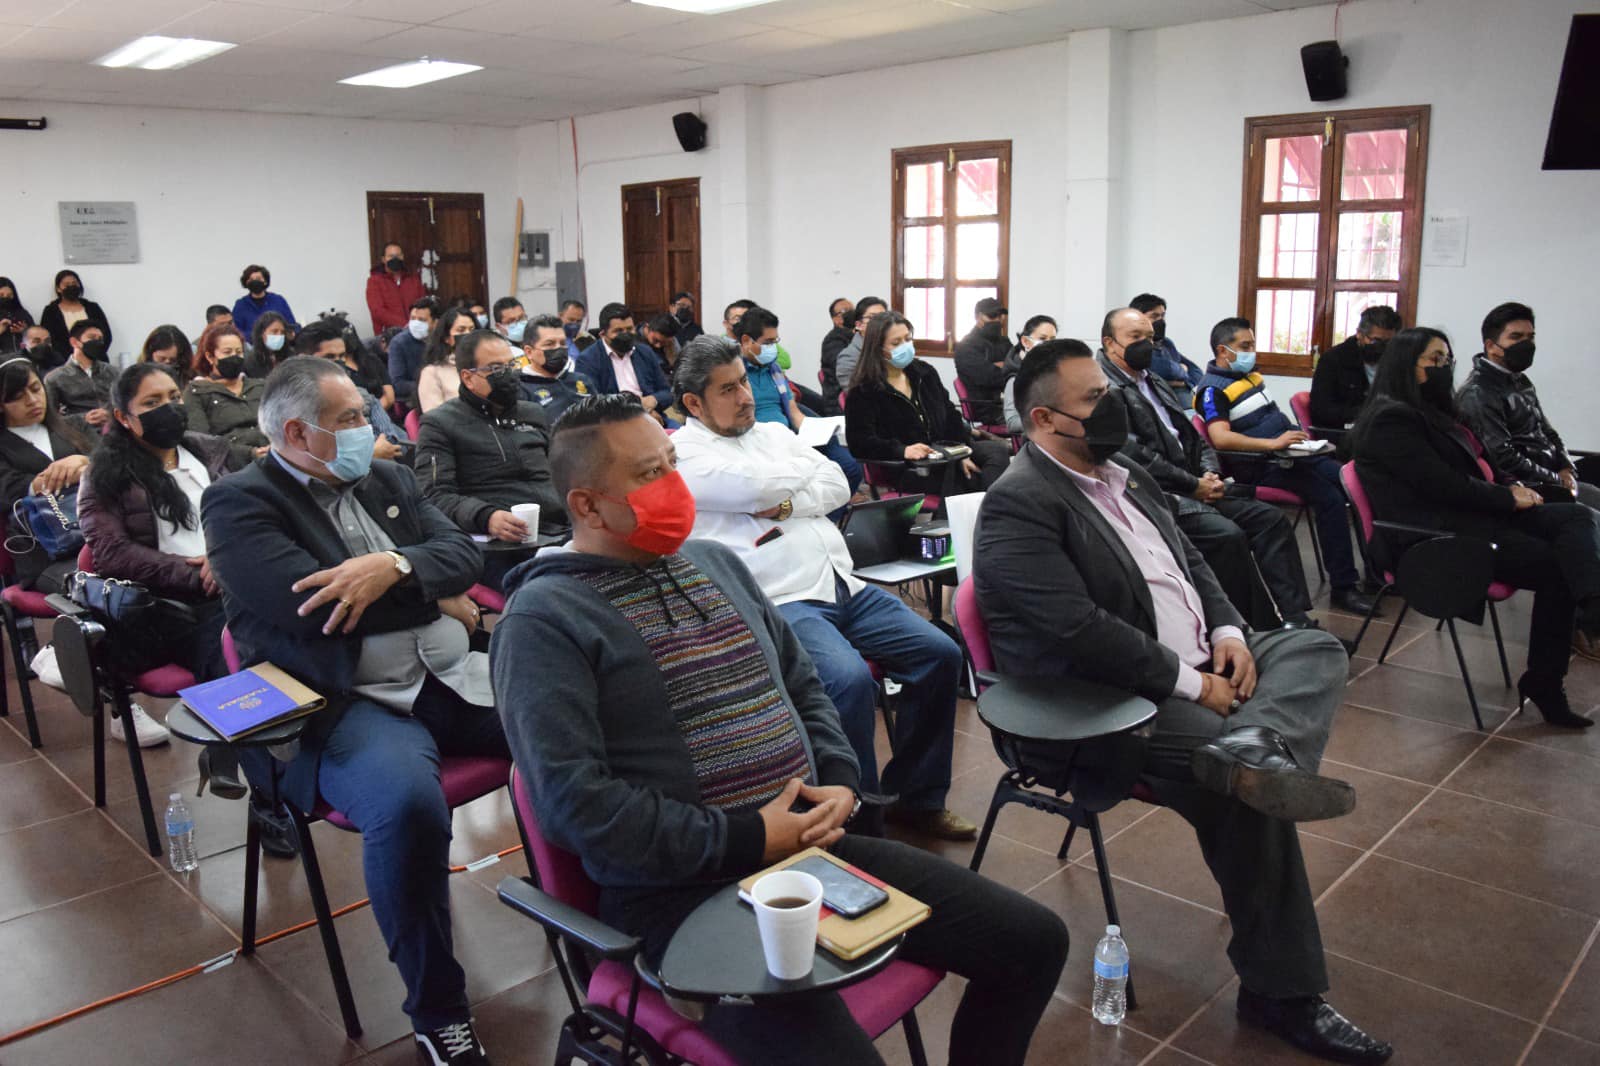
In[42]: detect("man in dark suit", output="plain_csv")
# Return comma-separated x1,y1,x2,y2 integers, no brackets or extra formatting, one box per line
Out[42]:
1309,305,1400,433
201,356,505,1066
974,339,1392,1065
1098,307,1312,629
574,302,673,418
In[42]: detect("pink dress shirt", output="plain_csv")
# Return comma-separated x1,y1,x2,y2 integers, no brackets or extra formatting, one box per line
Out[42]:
609,345,641,396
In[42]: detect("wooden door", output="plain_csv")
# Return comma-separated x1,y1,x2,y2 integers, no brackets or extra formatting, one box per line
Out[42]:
367,191,489,305
621,178,700,319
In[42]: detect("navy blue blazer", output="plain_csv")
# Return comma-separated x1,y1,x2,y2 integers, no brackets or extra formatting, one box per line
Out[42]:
575,341,673,409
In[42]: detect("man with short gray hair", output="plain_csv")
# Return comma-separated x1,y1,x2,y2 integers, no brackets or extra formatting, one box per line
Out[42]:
203,355,507,1066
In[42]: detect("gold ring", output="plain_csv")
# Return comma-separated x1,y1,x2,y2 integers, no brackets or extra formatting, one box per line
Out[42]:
338,599,354,610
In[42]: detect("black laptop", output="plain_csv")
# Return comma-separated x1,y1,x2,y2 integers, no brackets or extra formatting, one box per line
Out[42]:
840,494,926,568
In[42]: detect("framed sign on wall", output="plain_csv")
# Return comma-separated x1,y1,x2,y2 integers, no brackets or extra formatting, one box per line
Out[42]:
58,201,140,264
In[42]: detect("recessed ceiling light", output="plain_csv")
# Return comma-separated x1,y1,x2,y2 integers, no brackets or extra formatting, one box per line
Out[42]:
93,35,236,71
339,59,483,89
630,0,783,13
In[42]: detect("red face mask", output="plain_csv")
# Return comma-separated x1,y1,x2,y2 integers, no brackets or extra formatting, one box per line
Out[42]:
598,470,697,556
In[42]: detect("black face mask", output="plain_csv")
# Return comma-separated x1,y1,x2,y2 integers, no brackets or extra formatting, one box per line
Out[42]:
386,257,404,272
980,320,1005,340
1419,365,1455,411
539,348,569,376
61,284,83,301
609,332,638,355
0,296,18,311
137,402,188,449
245,279,267,295
1122,339,1155,373
1361,338,1386,365
675,306,694,324
1151,319,1167,343
1500,338,1535,373
215,355,245,379
81,339,109,362
483,367,523,407
1048,393,1130,464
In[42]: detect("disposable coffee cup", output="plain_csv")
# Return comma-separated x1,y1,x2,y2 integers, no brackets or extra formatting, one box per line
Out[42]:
510,503,540,544
750,869,823,980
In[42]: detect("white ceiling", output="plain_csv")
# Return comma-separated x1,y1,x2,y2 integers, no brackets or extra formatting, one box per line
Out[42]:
0,0,1332,127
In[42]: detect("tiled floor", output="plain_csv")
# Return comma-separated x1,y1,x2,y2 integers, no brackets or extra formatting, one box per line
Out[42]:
3,539,1600,1065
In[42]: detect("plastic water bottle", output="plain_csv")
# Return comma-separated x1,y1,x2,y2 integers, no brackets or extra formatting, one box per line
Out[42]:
1092,924,1129,1025
165,793,199,873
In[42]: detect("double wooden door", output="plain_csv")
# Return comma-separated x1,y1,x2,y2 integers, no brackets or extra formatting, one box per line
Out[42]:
622,178,700,319
366,191,489,305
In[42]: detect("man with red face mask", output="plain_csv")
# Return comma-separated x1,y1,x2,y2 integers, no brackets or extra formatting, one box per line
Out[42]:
489,393,1068,1066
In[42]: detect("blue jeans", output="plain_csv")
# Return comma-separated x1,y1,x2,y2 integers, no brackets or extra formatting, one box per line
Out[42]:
314,678,510,1032
1256,454,1361,588
778,581,960,809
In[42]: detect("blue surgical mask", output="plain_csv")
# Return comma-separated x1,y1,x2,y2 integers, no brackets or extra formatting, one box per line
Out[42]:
506,319,528,343
889,341,916,369
302,421,376,482
264,333,286,352
756,342,779,366
1226,346,1256,374
407,318,430,342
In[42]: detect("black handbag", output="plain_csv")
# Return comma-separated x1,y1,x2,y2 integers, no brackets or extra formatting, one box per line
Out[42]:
8,489,84,560
65,570,198,674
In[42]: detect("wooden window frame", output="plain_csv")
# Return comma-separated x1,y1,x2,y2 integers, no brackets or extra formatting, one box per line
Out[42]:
1238,105,1430,376
891,140,1011,357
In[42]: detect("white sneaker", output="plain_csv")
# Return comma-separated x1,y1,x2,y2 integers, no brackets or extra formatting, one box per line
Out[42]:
108,702,170,748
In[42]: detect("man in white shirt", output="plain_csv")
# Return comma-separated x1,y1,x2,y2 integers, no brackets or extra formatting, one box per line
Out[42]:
671,336,975,840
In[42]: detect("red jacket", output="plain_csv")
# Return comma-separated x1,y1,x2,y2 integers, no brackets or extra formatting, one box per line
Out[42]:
365,267,426,334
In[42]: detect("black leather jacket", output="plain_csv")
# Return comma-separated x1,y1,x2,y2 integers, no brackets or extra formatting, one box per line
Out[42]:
1095,350,1218,498
1454,354,1572,486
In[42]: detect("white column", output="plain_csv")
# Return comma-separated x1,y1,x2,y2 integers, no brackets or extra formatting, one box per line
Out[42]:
1060,28,1127,337
717,83,765,304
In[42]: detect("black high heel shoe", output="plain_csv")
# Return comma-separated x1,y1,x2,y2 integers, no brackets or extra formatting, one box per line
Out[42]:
196,745,248,799
1516,674,1595,729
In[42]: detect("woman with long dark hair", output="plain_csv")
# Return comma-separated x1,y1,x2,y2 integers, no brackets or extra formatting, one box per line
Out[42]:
138,324,195,387
185,321,267,449
1352,327,1600,727
0,276,34,354
0,357,92,592
244,310,295,379
417,306,475,413
39,269,112,352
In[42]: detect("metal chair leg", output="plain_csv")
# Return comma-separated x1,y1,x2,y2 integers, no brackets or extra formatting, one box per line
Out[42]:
91,694,105,807
902,1009,930,1066
968,776,1011,873
1487,600,1513,687
241,808,262,955
4,609,41,748
1377,602,1411,664
1347,588,1389,659
1304,507,1327,585
1056,820,1079,861
1445,620,1486,731
113,685,160,856
290,807,363,1039
1085,811,1136,1011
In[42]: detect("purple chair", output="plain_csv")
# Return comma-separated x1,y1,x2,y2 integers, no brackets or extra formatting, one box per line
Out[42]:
952,377,1009,437
1339,462,1514,730
499,766,943,1066
222,627,514,1038
0,524,54,748
1192,413,1326,582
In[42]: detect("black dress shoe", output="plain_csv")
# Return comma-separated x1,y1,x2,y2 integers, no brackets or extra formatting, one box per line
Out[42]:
1517,673,1595,729
1330,587,1382,617
1238,988,1393,1064
248,795,300,859
1191,727,1355,822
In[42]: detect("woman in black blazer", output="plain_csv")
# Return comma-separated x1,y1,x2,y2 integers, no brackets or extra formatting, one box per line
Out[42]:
1351,327,1600,727
39,269,112,353
0,356,94,591
844,311,1010,494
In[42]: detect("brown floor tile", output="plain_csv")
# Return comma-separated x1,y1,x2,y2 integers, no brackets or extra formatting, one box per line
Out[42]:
446,788,521,869
1523,1029,1600,1066
890,814,1068,896
0,809,160,922
0,714,37,764
1448,737,1600,830
1319,607,1429,654
1027,864,1239,1041
1378,790,1600,916
104,775,249,860
1561,655,1600,706
0,756,89,833
941,763,1156,862
1494,707,1600,762
188,820,369,937
1385,623,1527,688
1144,1049,1216,1066
1300,762,1430,851
46,732,205,806
0,873,236,1035
1344,662,1517,730
1,955,359,1066
1322,703,1487,784
1316,854,1589,1019
1548,932,1600,1044
453,968,578,1066
1173,952,1534,1066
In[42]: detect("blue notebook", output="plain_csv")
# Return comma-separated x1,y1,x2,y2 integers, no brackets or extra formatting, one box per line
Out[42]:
178,664,324,741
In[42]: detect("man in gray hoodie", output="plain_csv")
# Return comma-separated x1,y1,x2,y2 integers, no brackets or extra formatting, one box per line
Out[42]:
490,394,1067,1066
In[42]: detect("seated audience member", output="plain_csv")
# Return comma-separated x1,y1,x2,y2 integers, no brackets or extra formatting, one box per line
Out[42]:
557,298,589,358
1309,305,1401,432
673,337,972,838
366,241,426,334
640,312,680,379
491,297,527,343
821,296,854,368
845,312,1010,493
244,311,295,380
1099,308,1312,629
732,309,861,491
1196,318,1378,616
21,324,63,372
489,394,1068,1066
1353,328,1600,726
41,270,111,352
139,325,196,386
418,308,477,414
327,316,394,411
517,314,596,422
416,330,565,592
830,295,887,402
387,296,440,408
204,304,233,331
978,340,1393,1065
720,298,757,339
294,322,405,459
0,357,93,594
232,263,297,337
1456,301,1600,511
455,295,490,330
670,290,703,343
1130,293,1203,408
186,323,268,450
952,297,1010,425
202,356,506,1065
44,320,116,427
0,276,34,354
574,303,673,417
1001,314,1057,434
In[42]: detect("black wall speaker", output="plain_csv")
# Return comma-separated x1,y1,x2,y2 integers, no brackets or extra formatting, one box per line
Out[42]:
672,112,707,153
1300,40,1349,102
1543,15,1600,170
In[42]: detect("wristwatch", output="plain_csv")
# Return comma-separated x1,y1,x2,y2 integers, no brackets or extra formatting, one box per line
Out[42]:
775,497,794,522
383,550,413,580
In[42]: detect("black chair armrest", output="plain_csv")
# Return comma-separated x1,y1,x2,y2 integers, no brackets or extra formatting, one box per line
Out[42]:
497,876,641,961
1372,519,1454,541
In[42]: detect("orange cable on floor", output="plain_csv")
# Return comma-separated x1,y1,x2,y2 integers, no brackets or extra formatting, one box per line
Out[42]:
0,844,523,1047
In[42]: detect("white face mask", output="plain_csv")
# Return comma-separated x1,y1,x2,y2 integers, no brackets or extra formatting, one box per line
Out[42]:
407,318,430,341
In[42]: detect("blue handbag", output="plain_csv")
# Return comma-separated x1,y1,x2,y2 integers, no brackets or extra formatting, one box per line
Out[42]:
9,489,84,560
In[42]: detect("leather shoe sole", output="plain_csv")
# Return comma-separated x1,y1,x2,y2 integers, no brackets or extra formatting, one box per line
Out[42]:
1192,746,1355,822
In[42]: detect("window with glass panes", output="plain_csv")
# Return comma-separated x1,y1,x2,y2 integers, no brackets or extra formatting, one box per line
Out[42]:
1238,106,1429,374
892,141,1011,356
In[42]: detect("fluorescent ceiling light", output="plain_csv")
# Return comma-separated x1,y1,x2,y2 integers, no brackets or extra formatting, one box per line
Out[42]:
339,59,482,89
630,0,783,13
93,35,236,71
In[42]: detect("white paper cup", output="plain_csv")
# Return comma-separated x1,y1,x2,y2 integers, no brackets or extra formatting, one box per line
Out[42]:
751,870,823,980
510,503,541,544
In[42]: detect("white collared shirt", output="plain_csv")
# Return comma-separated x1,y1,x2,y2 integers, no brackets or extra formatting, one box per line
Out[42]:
156,445,213,558
674,418,860,606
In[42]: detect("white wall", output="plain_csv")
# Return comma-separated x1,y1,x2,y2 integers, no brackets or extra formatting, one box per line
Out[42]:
0,102,522,355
